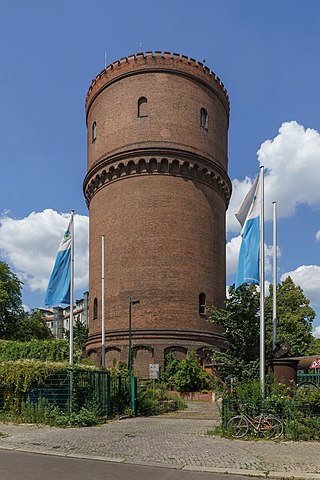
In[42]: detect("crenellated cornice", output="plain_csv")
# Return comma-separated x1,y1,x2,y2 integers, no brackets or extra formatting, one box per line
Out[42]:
85,51,230,119
83,148,232,207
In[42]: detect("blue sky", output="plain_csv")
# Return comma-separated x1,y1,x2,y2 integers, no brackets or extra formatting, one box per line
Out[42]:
1,0,320,333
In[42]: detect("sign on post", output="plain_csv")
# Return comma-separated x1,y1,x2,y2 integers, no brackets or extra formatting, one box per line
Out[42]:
149,363,159,380
310,358,320,369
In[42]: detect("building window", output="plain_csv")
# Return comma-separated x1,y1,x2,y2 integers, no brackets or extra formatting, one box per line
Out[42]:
138,97,148,118
93,297,98,320
199,293,206,315
200,108,208,130
92,121,97,142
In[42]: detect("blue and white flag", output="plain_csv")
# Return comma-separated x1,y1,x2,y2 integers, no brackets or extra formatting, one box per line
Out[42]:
45,217,72,306
235,175,261,289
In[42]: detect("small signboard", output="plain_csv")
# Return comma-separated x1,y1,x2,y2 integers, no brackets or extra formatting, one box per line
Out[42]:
310,358,320,369
149,363,159,380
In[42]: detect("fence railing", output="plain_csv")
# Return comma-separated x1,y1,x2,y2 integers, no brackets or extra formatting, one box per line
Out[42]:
221,398,320,439
0,369,133,418
297,373,320,385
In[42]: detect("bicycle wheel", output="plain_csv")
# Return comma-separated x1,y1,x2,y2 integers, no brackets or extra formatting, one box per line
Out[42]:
261,415,283,439
295,381,318,398
227,415,249,438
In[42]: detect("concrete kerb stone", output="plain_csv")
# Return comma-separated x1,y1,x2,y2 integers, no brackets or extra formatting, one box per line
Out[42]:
269,474,320,480
182,466,268,477
0,445,320,480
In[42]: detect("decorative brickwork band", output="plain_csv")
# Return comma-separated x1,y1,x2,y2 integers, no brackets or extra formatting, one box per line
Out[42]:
84,151,232,206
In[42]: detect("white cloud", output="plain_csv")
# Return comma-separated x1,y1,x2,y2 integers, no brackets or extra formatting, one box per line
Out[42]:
256,280,271,297
227,121,320,233
281,265,320,307
313,326,320,338
226,235,277,277
0,209,88,292
259,122,320,218
226,235,242,276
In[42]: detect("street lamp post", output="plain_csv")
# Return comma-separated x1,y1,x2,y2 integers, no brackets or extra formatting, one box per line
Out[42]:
128,296,140,414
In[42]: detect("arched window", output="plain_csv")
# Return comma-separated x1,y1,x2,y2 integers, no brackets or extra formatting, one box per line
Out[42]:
200,108,208,130
199,293,206,315
92,121,97,142
138,97,148,118
93,297,98,320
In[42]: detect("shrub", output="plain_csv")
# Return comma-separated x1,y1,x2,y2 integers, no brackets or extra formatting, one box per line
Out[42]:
219,376,320,441
137,384,186,416
0,339,70,362
161,352,213,392
14,398,102,427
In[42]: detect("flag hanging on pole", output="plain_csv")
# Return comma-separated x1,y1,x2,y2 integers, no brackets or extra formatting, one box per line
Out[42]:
45,216,72,306
235,174,261,289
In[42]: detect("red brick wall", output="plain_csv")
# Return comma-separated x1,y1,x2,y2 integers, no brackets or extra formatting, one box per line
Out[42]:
84,52,231,367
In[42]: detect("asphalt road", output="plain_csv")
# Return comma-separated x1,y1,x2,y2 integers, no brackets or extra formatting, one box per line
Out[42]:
0,450,261,480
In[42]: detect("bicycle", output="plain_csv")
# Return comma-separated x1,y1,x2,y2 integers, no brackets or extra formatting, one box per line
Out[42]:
227,410,283,439
295,381,318,397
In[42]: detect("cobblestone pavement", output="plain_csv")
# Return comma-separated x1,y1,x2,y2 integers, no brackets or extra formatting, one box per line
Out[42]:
0,406,319,478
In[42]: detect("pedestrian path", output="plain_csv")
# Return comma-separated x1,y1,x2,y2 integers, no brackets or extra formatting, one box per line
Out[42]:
0,401,320,479
161,400,220,420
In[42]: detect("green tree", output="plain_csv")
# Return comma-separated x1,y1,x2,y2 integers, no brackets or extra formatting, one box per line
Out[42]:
64,318,88,355
265,276,315,357
0,261,55,341
208,278,316,382
208,284,260,382
307,337,320,355
15,309,53,342
0,261,25,339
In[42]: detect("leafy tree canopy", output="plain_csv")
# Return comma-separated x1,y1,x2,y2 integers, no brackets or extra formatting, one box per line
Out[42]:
0,261,25,339
0,261,53,341
208,277,316,382
207,284,260,382
265,276,315,357
15,309,53,342
64,318,88,355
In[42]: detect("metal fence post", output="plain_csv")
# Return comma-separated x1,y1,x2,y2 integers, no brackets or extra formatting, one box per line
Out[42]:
106,373,111,417
131,376,137,416
68,370,74,416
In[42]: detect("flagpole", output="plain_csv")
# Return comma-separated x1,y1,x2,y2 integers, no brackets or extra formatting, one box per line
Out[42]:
260,166,265,397
101,235,105,368
69,210,75,366
272,201,277,352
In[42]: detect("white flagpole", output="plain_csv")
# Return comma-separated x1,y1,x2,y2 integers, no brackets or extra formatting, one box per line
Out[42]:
69,210,75,366
260,167,265,396
101,235,105,368
272,201,277,352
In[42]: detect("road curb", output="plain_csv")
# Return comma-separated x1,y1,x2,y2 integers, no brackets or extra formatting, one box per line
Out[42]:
1,446,320,480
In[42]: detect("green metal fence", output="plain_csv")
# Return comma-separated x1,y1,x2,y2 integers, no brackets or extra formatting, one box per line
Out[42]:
221,399,320,439
0,370,133,418
297,373,320,386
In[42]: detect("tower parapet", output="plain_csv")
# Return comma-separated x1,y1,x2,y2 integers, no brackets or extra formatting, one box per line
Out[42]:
85,51,230,116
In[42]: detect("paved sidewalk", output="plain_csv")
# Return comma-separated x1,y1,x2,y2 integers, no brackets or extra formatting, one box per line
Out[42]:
0,402,319,479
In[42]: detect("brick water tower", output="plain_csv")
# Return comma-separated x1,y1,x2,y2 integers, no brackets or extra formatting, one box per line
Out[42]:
84,52,231,374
